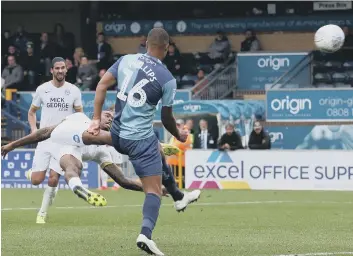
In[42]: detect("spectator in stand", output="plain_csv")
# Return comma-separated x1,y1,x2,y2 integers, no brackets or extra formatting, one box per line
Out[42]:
241,29,261,52
185,119,195,146
65,58,78,84
248,121,271,150
2,55,24,90
194,119,218,149
12,25,29,53
96,32,113,70
2,30,12,58
138,35,147,54
39,32,55,78
92,69,108,91
167,121,193,187
164,44,183,78
73,47,85,67
342,26,353,48
192,69,208,97
169,37,180,56
3,45,21,67
207,31,231,64
76,55,98,91
185,119,195,135
53,23,74,58
218,123,243,151
20,42,39,89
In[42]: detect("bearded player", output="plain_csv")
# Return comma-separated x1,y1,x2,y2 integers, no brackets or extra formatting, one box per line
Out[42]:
27,57,83,224
87,28,200,255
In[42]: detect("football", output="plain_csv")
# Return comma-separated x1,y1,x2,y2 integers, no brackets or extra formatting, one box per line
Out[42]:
314,24,345,53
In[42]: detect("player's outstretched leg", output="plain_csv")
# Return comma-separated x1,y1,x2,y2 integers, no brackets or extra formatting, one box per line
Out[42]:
136,175,164,256
60,155,107,207
160,148,201,212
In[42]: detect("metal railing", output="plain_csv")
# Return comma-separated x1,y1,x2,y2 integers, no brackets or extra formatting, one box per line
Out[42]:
192,61,236,100
1,110,32,147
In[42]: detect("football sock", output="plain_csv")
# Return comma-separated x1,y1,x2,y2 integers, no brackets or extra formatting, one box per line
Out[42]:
68,177,86,192
161,155,184,201
140,193,161,240
38,186,56,216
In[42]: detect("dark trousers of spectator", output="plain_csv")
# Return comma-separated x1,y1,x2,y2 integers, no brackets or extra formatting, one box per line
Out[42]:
199,55,225,65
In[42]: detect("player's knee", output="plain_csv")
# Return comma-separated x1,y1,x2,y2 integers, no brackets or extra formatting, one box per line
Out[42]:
144,184,163,196
30,171,46,185
48,171,60,187
64,164,82,180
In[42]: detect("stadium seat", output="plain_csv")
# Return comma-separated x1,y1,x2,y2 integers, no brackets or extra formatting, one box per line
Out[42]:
179,74,197,89
346,71,353,82
316,83,334,88
312,61,326,69
198,64,213,73
314,72,332,84
343,61,353,70
334,83,351,88
331,72,347,83
324,61,342,71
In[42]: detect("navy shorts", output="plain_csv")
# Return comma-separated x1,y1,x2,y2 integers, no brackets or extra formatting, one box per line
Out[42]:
110,132,162,178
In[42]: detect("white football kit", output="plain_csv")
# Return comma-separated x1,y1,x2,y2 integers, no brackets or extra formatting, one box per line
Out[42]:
50,112,122,168
31,81,82,175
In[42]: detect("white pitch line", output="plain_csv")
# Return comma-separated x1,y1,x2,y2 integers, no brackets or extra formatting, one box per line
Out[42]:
273,252,353,256
1,200,294,211
1,200,353,211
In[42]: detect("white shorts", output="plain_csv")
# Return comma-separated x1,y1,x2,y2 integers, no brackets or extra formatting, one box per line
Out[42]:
105,145,123,164
81,145,113,165
52,145,113,167
31,139,63,176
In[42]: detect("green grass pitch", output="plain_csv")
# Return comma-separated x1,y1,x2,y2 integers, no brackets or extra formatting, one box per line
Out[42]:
2,189,353,256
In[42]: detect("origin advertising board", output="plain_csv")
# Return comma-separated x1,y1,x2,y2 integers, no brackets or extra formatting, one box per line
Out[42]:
237,52,311,90
185,150,353,191
18,90,190,121
266,88,353,122
1,150,99,189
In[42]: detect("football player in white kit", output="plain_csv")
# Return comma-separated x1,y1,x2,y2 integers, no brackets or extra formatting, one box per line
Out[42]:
1,111,197,213
2,111,150,209
27,57,83,224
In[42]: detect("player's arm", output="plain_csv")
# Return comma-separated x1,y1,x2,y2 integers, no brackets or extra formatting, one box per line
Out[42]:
28,106,39,133
101,163,144,192
1,125,57,157
160,79,182,141
73,87,83,112
92,61,119,121
28,87,42,133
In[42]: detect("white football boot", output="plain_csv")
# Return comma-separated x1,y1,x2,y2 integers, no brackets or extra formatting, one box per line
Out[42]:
174,189,201,212
136,234,165,256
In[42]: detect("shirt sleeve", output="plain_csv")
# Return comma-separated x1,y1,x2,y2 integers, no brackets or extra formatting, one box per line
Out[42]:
31,87,42,108
161,79,177,107
73,88,83,110
107,57,122,80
